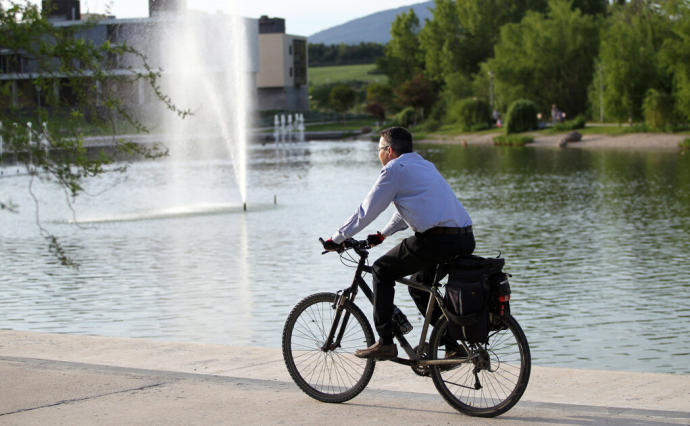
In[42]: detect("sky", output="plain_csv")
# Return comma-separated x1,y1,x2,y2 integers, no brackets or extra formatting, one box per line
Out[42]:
26,0,425,36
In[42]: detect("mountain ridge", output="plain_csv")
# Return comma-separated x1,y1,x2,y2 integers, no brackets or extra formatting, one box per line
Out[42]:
308,1,434,45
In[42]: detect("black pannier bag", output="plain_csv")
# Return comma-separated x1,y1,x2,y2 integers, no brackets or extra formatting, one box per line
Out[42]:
443,256,510,344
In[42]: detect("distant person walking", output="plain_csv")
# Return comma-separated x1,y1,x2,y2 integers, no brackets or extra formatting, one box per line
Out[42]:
551,104,562,123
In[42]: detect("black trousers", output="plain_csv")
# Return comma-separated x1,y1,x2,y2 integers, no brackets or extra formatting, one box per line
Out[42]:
371,231,475,340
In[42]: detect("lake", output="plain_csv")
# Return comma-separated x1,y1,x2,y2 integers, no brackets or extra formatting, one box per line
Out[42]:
1,139,689,374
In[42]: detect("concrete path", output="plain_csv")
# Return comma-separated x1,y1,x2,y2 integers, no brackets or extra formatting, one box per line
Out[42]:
1,330,689,425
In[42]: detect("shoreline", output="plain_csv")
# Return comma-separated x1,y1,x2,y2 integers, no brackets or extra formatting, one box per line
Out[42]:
419,131,688,151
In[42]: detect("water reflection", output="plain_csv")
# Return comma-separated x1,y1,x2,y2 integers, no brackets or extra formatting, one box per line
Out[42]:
1,141,689,374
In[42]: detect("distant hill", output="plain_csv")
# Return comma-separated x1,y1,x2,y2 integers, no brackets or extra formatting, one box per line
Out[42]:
309,1,434,45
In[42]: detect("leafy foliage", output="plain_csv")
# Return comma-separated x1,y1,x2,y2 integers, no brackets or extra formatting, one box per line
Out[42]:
366,82,394,113
329,84,357,114
448,98,492,131
659,0,690,122
597,1,671,122
369,0,689,130
0,1,188,266
485,0,601,117
643,89,676,130
506,99,538,134
376,9,424,86
393,106,417,127
552,114,587,131
493,134,534,146
394,72,438,118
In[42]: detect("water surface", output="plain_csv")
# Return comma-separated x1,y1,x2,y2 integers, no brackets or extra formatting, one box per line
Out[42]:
1,140,689,374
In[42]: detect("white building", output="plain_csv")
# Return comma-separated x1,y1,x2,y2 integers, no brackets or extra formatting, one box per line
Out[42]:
0,0,308,113
256,16,309,111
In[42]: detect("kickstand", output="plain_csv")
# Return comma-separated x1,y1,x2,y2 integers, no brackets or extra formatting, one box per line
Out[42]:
473,368,483,390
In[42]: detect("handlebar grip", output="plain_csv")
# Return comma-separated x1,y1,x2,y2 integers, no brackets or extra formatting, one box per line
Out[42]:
319,237,329,255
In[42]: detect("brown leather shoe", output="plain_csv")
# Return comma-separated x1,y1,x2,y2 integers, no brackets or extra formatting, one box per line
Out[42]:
354,340,398,360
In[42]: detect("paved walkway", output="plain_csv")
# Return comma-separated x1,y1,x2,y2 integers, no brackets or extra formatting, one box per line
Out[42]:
1,330,689,425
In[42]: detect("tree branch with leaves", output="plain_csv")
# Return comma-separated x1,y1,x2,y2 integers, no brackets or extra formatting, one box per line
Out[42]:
0,1,190,266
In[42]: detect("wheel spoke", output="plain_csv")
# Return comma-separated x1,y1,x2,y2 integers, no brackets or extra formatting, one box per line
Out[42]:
430,316,530,416
283,293,376,402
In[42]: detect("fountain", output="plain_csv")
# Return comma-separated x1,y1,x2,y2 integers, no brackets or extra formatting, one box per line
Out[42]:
27,122,32,166
272,112,305,143
144,7,255,212
41,122,49,154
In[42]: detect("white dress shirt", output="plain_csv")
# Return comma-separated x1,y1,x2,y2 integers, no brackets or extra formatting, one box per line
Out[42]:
331,152,472,244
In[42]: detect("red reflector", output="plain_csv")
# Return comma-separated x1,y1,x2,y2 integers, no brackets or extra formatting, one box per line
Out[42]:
498,295,511,302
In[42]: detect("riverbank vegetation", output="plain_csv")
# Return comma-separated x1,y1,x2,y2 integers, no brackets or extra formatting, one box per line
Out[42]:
310,0,690,138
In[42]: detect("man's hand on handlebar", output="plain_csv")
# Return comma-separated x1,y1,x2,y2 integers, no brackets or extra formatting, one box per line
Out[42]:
320,238,344,253
367,231,385,247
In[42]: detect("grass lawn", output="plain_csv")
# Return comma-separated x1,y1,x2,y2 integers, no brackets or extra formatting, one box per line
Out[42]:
309,64,388,86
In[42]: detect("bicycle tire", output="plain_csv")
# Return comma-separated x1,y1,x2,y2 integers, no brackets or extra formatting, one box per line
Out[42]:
429,315,531,417
282,292,376,403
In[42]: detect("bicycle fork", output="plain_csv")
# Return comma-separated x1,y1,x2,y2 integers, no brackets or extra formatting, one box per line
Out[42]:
320,290,353,351
321,254,370,352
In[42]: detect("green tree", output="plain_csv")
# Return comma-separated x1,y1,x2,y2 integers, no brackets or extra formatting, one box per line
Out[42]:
659,0,690,122
377,9,424,86
366,82,394,112
329,84,357,117
394,73,438,121
597,0,671,122
419,0,550,119
571,0,608,15
419,0,464,82
453,0,548,76
483,0,601,117
0,1,188,265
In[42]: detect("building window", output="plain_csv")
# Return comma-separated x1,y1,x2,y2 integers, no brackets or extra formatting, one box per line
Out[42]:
289,45,293,55
292,39,307,86
289,67,293,77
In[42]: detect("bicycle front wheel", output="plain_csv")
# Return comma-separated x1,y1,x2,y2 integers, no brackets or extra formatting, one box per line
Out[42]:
282,292,376,403
429,315,531,417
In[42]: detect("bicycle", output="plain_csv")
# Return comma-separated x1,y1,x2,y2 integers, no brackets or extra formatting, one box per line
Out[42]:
282,238,531,418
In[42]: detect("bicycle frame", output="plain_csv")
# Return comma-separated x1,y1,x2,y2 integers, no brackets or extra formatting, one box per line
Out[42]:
323,245,471,368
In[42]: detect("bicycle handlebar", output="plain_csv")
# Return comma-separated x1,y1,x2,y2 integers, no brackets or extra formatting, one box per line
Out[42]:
319,237,370,255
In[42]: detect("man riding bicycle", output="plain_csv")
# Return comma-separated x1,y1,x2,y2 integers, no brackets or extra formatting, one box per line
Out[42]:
322,127,475,360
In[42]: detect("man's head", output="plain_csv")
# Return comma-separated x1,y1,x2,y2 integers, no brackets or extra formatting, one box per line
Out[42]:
378,127,412,166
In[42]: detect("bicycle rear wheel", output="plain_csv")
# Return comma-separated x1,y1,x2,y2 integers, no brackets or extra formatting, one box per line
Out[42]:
429,315,530,417
282,292,376,403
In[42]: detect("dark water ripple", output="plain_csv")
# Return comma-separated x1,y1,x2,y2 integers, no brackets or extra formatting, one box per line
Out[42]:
1,141,689,374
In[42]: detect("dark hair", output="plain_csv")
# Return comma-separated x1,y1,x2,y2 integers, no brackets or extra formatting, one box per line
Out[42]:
380,127,413,154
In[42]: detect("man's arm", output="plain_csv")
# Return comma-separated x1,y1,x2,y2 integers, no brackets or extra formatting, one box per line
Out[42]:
381,211,408,237
331,168,396,243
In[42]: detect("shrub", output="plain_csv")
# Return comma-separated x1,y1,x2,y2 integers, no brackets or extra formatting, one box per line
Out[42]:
493,134,534,146
553,114,586,131
393,107,416,127
366,103,385,120
643,89,675,130
329,84,357,114
680,138,690,149
506,99,538,134
416,118,441,132
448,98,492,132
